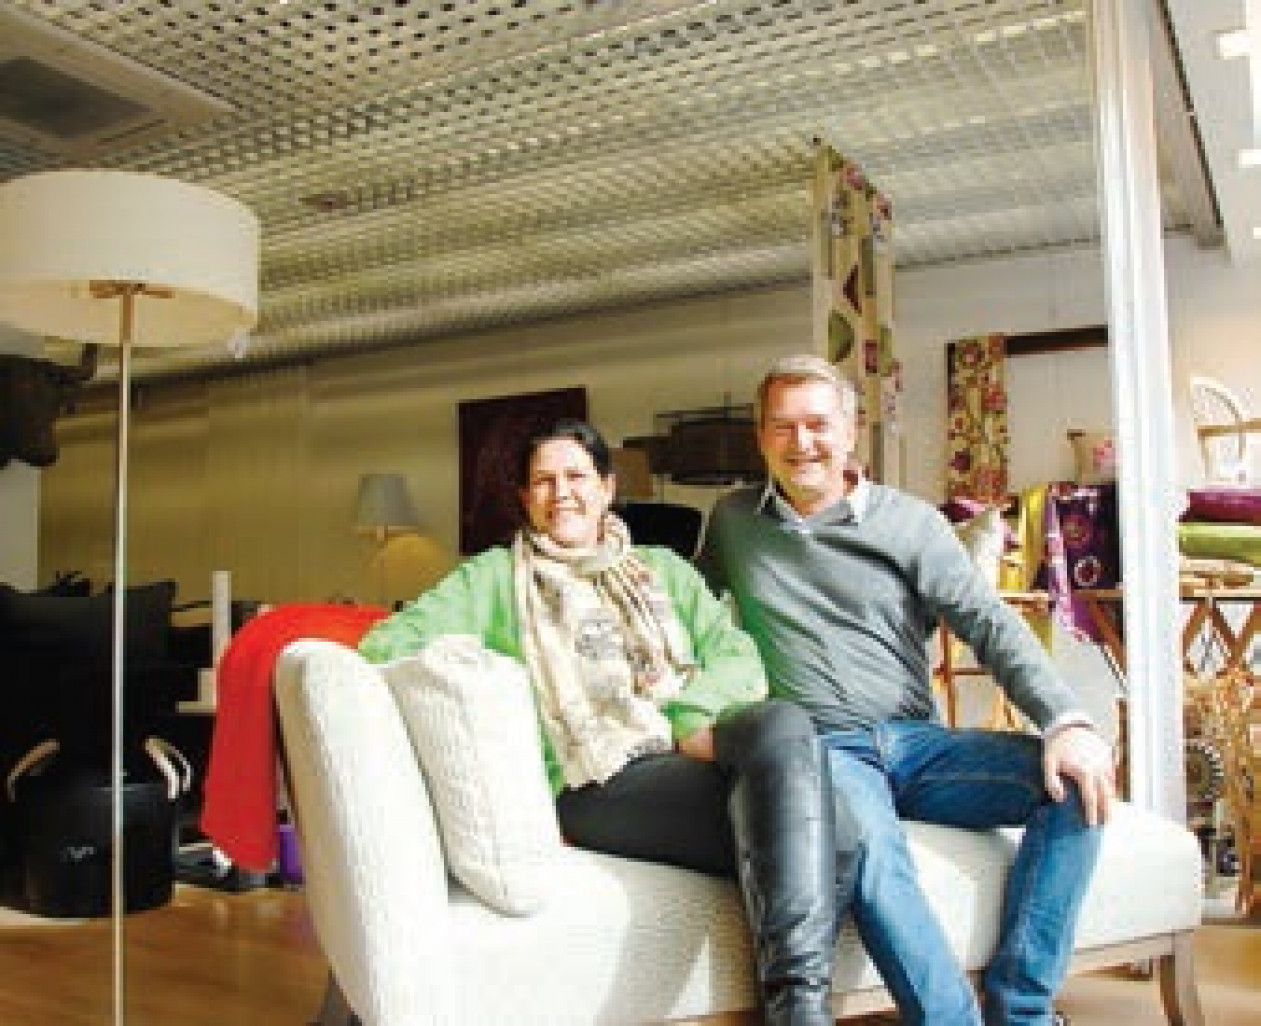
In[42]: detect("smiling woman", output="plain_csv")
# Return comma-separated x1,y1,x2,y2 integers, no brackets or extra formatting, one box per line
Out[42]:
520,431,616,550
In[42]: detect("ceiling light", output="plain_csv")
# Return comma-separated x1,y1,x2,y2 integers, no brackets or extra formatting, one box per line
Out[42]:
1253,226,1261,240
1217,29,1254,61
1219,1,1261,59
1240,148,1261,168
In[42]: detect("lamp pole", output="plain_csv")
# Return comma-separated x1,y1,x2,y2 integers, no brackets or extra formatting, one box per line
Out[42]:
376,528,389,608
94,281,174,1022
102,282,141,1025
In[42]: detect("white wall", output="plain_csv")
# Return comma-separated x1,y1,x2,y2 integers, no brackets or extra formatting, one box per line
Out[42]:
1164,236,1261,487
895,246,1109,498
894,235,1261,498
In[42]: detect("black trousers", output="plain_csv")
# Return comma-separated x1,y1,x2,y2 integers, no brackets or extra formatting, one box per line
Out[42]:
554,699,814,878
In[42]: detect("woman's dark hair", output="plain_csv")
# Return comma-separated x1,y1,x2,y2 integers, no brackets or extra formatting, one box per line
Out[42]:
516,419,612,485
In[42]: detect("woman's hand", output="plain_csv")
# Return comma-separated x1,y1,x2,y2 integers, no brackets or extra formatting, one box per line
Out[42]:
676,725,716,761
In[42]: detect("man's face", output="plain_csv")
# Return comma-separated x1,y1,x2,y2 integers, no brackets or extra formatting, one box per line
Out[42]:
757,377,855,514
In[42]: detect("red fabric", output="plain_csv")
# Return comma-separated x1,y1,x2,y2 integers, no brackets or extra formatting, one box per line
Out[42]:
199,602,389,871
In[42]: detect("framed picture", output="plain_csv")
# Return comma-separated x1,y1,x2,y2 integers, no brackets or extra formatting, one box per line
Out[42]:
458,386,588,554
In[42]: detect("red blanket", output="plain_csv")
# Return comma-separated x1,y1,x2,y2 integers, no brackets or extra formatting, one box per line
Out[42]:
199,602,389,871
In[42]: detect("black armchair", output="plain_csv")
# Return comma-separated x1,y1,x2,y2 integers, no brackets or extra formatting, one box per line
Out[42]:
616,500,706,561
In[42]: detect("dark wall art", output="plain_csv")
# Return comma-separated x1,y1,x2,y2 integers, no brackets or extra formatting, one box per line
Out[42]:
458,386,588,555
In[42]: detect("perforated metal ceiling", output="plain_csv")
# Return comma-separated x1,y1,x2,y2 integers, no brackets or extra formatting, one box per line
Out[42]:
0,1,1209,381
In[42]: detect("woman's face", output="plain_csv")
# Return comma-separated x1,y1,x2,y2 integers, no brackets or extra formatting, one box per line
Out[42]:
520,437,615,549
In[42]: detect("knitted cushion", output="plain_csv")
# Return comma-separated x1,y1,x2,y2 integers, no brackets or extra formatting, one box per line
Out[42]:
382,635,563,915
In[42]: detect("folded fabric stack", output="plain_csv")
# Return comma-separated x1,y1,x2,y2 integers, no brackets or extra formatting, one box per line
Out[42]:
1178,487,1261,579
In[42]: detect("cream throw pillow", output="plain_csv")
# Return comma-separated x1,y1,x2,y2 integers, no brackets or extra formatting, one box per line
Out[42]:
381,635,562,915
954,506,1006,588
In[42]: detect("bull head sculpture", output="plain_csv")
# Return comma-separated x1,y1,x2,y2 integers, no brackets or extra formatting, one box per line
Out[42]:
0,344,99,469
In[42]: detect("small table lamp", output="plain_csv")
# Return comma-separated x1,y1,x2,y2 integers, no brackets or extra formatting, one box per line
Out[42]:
0,170,258,1010
355,472,421,605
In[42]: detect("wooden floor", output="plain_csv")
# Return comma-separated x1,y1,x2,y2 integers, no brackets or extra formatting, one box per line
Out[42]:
0,884,1256,1024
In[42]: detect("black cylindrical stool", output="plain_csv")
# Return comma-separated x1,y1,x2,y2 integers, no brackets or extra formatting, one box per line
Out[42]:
14,770,177,918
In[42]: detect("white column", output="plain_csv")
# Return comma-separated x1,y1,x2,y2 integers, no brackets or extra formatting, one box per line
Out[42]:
1090,0,1185,819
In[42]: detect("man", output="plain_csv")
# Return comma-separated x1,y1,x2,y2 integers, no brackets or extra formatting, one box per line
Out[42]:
699,354,1115,1026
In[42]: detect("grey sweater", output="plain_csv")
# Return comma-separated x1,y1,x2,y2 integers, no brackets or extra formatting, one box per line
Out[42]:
699,481,1079,734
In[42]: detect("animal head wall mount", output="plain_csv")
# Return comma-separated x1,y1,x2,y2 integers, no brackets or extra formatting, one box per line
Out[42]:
0,343,98,469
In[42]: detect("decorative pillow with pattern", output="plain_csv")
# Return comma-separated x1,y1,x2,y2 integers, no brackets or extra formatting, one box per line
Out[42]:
381,635,562,916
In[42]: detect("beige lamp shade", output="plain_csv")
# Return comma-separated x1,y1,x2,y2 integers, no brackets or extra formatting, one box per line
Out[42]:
0,169,259,345
356,473,421,534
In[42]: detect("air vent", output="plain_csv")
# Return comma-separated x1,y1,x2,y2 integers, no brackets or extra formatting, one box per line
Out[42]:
300,190,354,213
0,7,230,157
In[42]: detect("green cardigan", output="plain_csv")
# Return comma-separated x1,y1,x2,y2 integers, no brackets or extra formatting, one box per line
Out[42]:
358,544,768,794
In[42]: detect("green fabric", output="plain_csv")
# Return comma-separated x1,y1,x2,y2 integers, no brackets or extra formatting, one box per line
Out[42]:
1178,522,1261,568
358,544,767,794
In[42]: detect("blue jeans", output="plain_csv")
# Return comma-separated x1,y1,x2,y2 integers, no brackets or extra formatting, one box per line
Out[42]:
820,722,1102,1026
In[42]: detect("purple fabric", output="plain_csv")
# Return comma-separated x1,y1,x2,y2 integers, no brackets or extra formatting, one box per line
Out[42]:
1035,489,1075,635
1181,488,1261,526
1034,482,1120,640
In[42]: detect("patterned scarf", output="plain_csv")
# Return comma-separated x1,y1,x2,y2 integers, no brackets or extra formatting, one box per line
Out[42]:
513,512,696,788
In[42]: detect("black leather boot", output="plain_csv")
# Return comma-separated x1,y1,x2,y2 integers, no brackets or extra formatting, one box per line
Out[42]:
717,701,838,1026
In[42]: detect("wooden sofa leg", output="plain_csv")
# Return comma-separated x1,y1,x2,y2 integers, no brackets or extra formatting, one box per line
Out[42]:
311,971,360,1026
1156,931,1205,1026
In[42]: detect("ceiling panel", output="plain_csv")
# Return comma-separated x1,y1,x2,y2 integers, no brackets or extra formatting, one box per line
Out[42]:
0,0,1230,383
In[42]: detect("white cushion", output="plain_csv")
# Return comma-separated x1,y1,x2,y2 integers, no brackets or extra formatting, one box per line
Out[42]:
382,635,563,915
430,803,1202,1024
275,639,458,1025
955,506,1006,587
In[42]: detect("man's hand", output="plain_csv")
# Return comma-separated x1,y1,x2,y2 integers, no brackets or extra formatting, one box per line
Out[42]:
676,726,716,762
1043,724,1115,827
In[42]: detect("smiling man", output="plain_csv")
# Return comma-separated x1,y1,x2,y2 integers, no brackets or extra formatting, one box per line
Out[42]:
699,353,1115,1026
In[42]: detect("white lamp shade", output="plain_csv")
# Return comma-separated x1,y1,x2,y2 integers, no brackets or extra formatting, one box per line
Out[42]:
0,169,259,346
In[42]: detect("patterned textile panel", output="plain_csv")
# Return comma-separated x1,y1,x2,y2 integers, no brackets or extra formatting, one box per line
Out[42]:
1033,481,1121,640
1042,481,1121,593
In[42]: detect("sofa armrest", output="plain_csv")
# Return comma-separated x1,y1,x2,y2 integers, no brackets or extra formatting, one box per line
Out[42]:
275,639,457,1025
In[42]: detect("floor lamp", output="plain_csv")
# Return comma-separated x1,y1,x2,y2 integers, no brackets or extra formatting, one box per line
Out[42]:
0,170,258,1022
355,472,421,607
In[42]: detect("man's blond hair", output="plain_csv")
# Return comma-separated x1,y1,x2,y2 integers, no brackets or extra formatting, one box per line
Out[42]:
756,354,857,423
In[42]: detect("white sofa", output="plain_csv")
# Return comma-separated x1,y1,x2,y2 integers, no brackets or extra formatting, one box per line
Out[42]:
274,638,1206,1026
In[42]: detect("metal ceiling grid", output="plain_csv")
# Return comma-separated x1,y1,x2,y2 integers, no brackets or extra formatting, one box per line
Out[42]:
0,0,1191,383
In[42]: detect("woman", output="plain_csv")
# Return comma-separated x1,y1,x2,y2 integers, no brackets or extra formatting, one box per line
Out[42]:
358,420,837,1025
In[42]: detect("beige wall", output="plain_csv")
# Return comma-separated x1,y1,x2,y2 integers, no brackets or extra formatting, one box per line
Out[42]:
38,286,810,607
